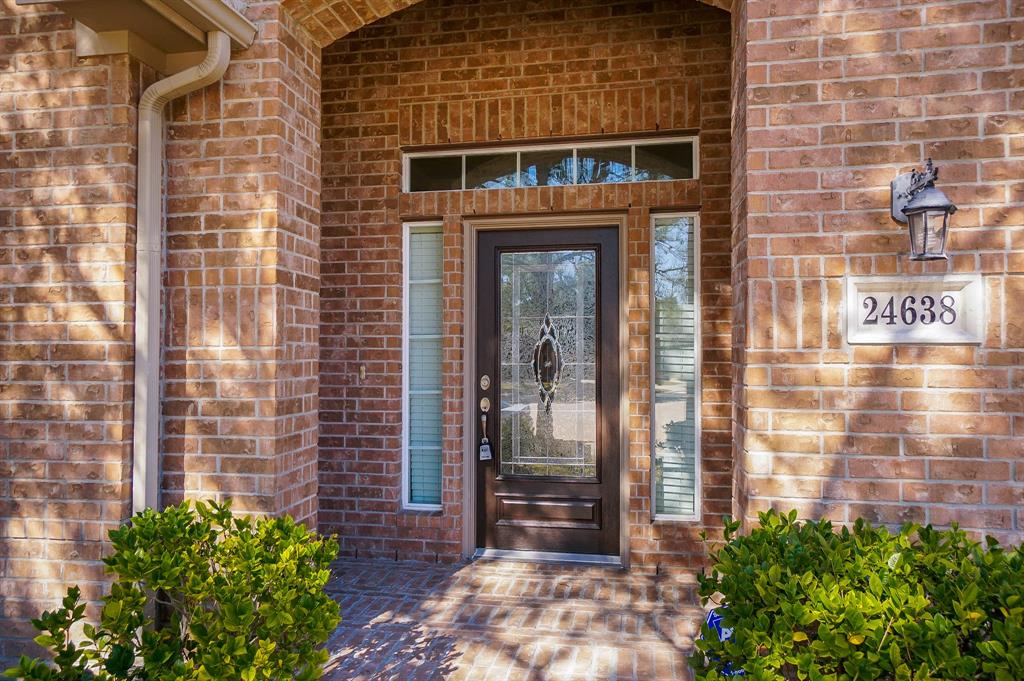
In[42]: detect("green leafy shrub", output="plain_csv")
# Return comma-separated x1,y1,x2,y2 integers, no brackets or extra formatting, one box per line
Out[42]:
5,500,340,681
691,510,1024,681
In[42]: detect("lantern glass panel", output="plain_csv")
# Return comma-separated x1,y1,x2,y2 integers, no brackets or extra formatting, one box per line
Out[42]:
907,209,949,260
927,210,950,256
908,212,925,257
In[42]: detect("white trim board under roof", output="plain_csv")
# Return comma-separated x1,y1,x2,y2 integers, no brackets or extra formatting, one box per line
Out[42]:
18,0,257,73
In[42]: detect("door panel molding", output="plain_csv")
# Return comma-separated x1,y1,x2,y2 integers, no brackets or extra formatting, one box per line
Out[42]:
495,494,601,529
460,213,629,567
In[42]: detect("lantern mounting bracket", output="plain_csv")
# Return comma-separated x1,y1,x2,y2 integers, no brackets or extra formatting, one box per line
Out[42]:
890,158,938,224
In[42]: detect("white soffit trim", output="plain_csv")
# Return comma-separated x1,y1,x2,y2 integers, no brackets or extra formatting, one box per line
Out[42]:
17,0,256,72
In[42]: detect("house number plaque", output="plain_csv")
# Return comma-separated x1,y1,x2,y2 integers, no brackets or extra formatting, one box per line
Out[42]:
845,275,983,345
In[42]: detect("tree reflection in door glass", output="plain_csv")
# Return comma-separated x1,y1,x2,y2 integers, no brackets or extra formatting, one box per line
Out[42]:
465,152,518,189
576,146,632,184
520,150,575,186
499,249,597,478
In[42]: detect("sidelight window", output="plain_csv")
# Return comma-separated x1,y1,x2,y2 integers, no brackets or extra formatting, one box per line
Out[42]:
404,135,697,192
403,222,444,509
651,214,701,520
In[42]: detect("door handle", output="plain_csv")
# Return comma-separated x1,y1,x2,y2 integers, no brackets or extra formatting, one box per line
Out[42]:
480,396,491,439
478,397,492,461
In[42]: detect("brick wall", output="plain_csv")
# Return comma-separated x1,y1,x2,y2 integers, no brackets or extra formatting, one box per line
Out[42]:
737,0,1024,543
0,0,152,658
162,2,322,525
320,0,732,567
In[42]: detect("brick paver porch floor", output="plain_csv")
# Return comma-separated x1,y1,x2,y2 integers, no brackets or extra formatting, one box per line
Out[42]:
323,558,707,680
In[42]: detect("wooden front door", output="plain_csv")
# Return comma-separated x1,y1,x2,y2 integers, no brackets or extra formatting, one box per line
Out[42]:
475,226,620,556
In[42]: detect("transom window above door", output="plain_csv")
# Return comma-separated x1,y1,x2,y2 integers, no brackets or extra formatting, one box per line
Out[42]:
403,135,698,192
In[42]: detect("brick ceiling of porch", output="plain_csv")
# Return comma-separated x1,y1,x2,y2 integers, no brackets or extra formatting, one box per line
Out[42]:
283,0,732,47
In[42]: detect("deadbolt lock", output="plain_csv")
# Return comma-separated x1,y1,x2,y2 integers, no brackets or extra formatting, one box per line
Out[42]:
479,374,490,390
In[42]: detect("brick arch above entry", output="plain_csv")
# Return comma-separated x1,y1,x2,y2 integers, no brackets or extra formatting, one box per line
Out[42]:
282,0,732,47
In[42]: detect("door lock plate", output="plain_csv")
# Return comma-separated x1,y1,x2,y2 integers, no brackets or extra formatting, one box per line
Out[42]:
479,374,490,390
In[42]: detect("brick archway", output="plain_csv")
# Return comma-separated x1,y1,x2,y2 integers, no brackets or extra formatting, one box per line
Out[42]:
283,0,731,46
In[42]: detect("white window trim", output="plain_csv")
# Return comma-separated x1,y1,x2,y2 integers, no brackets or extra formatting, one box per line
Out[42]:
402,134,699,192
649,212,702,522
402,221,445,511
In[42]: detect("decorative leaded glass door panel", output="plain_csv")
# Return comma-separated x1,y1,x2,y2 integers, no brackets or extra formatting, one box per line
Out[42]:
499,249,598,479
476,227,620,556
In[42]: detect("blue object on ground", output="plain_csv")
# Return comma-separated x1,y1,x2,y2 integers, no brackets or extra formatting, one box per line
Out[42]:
703,607,745,677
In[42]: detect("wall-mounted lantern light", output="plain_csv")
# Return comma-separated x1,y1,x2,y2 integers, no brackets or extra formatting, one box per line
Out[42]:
890,158,957,261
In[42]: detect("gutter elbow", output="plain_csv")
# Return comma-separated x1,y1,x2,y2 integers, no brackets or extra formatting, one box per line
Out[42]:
140,31,232,114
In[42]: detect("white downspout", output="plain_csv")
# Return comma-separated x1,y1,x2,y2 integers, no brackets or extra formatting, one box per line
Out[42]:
133,31,231,514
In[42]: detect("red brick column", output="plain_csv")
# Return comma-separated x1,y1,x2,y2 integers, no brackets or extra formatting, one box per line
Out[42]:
0,0,321,658
162,2,322,525
734,0,1024,542
0,1,156,658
